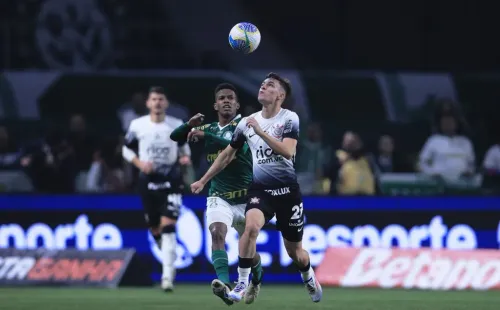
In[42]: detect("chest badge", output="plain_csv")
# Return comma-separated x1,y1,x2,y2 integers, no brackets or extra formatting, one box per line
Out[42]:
271,123,284,138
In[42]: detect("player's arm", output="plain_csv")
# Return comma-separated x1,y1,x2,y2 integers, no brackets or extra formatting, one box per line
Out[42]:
170,123,191,143
122,121,141,167
177,140,192,165
191,122,246,193
250,113,299,160
122,121,152,173
170,113,205,143
199,145,238,184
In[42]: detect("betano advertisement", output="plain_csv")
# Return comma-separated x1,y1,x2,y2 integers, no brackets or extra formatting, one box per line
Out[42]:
0,195,499,285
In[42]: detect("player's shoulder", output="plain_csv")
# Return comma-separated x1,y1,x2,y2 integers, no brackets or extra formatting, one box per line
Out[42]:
230,114,243,126
130,115,150,128
164,115,184,126
281,109,299,120
243,112,259,121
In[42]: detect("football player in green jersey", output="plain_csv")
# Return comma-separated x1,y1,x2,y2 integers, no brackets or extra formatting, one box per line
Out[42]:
170,83,263,305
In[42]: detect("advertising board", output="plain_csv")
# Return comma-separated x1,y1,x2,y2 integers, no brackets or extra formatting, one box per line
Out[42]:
0,195,499,282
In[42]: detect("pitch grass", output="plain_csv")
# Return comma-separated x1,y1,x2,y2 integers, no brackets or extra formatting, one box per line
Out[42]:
1,285,499,310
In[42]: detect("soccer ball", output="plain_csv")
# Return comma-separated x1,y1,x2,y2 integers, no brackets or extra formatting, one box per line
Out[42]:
228,22,261,54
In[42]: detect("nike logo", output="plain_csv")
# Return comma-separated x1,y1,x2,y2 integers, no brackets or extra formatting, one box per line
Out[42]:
249,131,266,138
297,226,303,232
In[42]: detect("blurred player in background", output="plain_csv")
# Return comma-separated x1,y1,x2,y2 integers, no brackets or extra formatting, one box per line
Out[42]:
191,73,322,303
122,86,191,292
171,83,263,305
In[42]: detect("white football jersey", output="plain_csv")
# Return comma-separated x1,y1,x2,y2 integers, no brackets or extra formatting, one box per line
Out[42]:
231,108,299,188
124,115,190,175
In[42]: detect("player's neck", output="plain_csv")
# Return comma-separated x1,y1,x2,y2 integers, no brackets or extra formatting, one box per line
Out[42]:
261,104,281,119
218,116,232,127
150,113,165,123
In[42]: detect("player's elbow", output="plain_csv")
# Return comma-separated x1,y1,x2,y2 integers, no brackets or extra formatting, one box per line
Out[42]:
122,146,136,162
169,132,179,142
282,151,294,160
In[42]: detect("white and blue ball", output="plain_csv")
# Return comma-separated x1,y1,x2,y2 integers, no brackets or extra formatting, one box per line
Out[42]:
228,22,261,54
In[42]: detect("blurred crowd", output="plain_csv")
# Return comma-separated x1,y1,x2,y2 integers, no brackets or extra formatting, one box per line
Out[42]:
0,95,499,196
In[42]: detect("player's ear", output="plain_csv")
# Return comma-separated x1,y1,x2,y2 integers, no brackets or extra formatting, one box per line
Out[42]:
213,102,218,111
279,90,286,101
236,101,240,110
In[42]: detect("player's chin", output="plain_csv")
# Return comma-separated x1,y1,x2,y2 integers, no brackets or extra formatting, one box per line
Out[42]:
220,110,234,118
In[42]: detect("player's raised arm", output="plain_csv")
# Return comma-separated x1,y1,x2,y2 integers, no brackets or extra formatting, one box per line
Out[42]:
170,113,205,143
247,111,299,160
191,120,246,193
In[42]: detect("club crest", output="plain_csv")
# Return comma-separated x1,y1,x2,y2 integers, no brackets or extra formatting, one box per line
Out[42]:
271,123,284,138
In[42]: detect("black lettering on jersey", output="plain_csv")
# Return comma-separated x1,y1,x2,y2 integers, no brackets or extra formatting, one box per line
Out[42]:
147,145,170,157
255,146,285,164
283,119,293,134
256,146,277,159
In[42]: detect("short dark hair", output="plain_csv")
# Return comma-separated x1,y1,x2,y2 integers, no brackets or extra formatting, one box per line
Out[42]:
148,86,166,96
214,83,238,100
266,72,292,100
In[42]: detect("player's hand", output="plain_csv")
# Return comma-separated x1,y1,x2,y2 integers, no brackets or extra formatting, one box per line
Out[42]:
246,117,264,135
139,161,154,174
190,180,205,194
188,129,205,142
188,113,205,127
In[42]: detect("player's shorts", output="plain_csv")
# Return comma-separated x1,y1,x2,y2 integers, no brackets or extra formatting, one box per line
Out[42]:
246,183,304,242
138,174,182,228
206,197,246,236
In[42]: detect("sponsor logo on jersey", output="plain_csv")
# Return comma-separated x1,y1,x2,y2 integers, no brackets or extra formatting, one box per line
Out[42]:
196,124,210,130
207,150,222,163
147,145,170,157
147,181,171,190
255,146,284,164
265,187,290,196
283,119,293,134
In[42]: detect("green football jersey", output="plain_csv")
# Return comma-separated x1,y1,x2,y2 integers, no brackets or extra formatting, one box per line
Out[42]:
194,117,253,204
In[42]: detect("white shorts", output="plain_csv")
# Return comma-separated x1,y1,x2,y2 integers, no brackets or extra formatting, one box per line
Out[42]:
206,197,246,235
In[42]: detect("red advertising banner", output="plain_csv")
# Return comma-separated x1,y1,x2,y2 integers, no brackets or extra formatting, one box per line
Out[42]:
316,247,500,290
0,248,136,287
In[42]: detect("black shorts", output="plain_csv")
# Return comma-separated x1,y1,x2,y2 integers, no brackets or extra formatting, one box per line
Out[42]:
138,174,183,228
246,184,304,242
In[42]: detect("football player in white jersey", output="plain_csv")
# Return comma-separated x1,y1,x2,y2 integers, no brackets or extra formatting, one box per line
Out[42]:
122,86,191,292
191,73,322,303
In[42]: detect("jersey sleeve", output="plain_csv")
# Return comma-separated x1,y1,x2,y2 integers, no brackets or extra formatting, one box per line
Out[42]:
283,112,300,140
124,120,139,150
170,123,192,143
230,119,247,149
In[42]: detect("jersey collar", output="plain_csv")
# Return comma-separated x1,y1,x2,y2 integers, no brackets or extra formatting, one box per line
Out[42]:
218,114,241,130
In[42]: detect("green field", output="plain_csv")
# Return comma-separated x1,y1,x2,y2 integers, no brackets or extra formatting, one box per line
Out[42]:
1,285,499,310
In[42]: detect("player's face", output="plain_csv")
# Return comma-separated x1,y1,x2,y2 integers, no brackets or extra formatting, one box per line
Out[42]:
258,78,285,105
146,92,168,115
214,89,239,118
